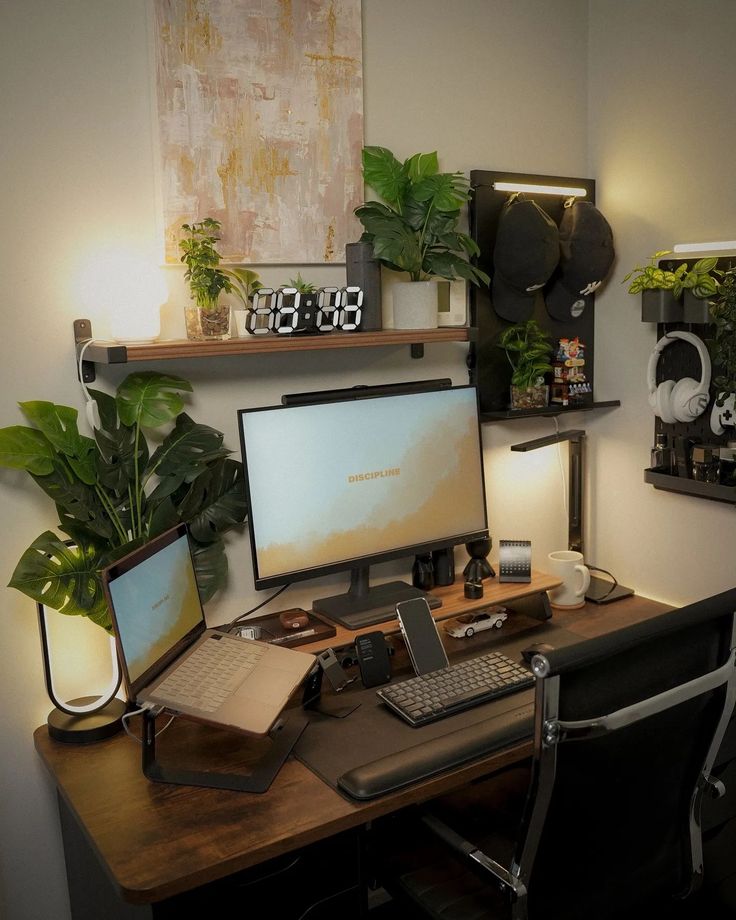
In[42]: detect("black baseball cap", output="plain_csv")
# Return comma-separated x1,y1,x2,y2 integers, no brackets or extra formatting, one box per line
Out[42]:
492,197,559,322
545,200,615,321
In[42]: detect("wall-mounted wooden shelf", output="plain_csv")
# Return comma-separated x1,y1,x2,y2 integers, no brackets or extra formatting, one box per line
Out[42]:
74,319,472,382
480,399,621,423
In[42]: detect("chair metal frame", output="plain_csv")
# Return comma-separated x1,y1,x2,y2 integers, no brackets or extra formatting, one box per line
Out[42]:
416,612,736,920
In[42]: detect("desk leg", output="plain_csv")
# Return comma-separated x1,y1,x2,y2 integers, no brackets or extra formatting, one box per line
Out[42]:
58,792,152,919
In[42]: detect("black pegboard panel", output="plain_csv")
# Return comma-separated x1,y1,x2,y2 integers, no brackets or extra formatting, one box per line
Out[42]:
469,170,598,414
650,256,736,451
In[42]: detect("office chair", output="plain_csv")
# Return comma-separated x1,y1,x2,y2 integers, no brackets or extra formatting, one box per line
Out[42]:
369,589,736,920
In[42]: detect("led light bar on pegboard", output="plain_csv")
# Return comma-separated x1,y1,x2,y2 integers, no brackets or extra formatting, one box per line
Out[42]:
245,286,364,336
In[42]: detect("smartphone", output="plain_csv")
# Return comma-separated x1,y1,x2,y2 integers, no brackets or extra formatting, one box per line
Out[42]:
396,598,449,676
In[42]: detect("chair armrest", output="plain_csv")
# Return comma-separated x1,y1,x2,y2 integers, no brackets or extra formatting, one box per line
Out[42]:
420,811,526,898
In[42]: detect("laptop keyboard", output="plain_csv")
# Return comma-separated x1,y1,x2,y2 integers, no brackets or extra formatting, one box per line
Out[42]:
153,636,267,713
377,651,534,727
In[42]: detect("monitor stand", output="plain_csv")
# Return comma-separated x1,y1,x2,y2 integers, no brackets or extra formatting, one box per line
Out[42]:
312,567,441,630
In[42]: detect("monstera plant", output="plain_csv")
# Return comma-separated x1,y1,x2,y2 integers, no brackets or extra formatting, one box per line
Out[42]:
0,372,247,633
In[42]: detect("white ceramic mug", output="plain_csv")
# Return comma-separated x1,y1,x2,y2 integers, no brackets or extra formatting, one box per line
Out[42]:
547,550,591,609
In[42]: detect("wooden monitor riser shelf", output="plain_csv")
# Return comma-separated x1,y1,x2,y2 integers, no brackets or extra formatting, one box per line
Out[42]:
299,569,562,654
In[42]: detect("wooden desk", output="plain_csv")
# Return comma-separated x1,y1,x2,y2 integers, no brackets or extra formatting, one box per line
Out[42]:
34,584,672,915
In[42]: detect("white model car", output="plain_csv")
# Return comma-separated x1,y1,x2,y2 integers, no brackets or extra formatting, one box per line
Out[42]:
444,606,508,639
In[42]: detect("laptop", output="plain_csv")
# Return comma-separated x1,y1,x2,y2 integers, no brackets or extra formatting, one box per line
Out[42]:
103,523,315,736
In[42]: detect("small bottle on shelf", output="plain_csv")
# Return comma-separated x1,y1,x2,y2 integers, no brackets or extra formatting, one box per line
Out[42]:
650,432,675,475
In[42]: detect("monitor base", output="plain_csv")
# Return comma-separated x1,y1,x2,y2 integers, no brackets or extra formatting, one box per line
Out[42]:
314,580,441,630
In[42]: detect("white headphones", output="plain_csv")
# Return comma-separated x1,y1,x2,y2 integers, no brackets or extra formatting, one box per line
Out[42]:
647,330,711,424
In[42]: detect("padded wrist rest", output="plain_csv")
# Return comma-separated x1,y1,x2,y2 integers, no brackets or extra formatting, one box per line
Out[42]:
337,692,534,800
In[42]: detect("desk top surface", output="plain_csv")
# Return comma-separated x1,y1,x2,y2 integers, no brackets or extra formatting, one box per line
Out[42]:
34,579,671,905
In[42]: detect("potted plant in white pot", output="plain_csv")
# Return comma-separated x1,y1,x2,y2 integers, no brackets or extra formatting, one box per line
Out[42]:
354,146,489,329
179,218,234,340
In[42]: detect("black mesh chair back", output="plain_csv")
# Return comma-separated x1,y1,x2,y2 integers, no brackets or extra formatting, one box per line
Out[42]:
374,589,736,920
517,590,736,919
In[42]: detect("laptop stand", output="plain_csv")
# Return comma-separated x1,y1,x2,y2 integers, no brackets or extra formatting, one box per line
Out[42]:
141,710,309,793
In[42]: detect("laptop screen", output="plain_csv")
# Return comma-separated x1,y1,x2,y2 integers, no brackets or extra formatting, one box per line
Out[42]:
106,526,204,687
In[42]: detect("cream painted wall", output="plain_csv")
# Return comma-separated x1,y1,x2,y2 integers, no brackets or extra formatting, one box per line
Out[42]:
586,0,736,606
0,2,589,917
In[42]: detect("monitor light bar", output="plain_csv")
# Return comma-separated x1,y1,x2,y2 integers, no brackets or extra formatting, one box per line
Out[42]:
493,181,587,197
672,240,736,254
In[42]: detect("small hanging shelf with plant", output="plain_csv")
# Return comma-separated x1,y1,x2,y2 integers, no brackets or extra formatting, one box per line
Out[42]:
497,319,554,410
624,250,719,323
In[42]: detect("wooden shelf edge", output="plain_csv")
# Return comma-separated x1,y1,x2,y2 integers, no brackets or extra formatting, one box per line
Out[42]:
75,322,471,365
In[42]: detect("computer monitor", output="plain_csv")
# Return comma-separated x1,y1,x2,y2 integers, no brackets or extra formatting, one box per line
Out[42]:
237,381,489,629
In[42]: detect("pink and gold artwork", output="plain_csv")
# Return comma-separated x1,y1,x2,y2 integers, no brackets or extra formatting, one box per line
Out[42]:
154,0,364,263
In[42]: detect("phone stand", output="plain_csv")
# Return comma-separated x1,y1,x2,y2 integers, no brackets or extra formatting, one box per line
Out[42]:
141,709,308,793
301,652,360,719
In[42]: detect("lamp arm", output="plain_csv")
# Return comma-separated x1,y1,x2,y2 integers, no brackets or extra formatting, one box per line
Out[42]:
37,602,123,715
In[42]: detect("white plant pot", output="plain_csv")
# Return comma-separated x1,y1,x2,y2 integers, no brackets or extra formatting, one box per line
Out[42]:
392,281,438,329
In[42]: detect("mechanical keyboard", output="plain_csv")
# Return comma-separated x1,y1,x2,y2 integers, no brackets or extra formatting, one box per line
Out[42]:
377,651,534,727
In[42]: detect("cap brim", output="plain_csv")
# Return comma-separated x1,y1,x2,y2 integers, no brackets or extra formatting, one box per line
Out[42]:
545,279,591,321
492,274,536,322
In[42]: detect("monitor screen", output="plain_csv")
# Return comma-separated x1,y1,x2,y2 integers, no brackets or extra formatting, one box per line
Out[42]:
238,382,488,628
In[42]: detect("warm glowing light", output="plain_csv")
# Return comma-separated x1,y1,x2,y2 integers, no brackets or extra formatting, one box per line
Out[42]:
493,181,587,197
78,249,167,342
672,240,736,254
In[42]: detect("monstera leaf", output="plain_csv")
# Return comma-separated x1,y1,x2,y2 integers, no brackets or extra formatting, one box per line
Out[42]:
176,458,248,543
116,372,192,429
0,372,248,632
8,530,112,630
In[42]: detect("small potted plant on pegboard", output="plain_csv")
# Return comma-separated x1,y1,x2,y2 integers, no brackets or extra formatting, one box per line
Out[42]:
498,319,553,410
624,250,719,323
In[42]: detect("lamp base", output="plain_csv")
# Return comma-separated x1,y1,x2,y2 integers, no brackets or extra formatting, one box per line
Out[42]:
47,697,127,744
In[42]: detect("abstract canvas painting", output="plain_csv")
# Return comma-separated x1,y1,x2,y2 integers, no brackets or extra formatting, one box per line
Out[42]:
154,0,364,264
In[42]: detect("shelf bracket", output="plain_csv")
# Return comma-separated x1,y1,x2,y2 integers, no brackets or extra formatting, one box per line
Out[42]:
410,343,425,359
73,319,128,383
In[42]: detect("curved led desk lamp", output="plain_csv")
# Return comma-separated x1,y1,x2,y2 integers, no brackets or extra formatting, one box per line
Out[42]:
37,602,126,743
510,428,633,603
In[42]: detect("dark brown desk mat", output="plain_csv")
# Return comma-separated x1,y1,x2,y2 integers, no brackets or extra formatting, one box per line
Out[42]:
294,621,582,800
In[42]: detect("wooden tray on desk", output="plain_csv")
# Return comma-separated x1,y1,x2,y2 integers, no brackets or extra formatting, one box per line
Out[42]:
299,570,562,654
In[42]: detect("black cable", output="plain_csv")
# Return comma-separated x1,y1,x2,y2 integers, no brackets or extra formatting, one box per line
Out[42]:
587,564,618,600
225,584,291,632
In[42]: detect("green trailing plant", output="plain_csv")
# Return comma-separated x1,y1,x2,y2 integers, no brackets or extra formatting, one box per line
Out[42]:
708,267,736,399
0,372,247,633
624,250,719,299
497,320,554,389
354,146,490,286
179,218,233,310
